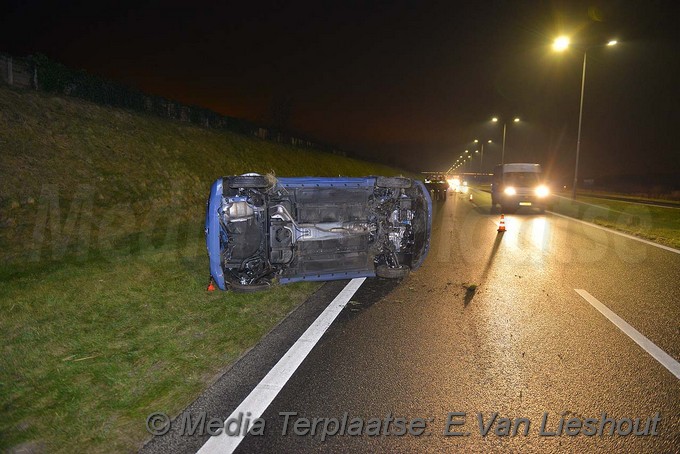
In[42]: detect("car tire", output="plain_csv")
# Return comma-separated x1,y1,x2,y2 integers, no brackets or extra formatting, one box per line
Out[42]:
229,281,271,292
228,175,269,189
375,265,410,279
376,176,411,189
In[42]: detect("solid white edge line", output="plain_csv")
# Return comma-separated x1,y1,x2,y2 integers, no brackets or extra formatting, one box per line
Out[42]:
553,193,680,210
197,278,366,454
471,187,679,254
575,289,680,379
549,210,680,255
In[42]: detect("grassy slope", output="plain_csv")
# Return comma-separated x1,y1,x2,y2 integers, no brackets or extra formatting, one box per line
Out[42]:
576,189,680,204
551,194,680,249
0,85,410,452
0,85,405,267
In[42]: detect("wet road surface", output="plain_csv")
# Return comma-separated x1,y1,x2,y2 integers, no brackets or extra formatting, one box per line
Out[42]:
143,187,680,453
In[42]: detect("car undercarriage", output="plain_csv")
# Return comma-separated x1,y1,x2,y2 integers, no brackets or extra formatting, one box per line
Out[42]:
206,175,431,290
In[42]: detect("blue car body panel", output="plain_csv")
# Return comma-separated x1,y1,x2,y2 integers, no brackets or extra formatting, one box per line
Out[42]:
280,269,377,284
205,178,226,290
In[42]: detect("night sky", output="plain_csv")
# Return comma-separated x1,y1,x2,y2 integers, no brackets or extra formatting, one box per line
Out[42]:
2,0,678,182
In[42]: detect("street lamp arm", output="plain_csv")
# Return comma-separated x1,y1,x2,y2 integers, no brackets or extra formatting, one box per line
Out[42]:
554,36,618,54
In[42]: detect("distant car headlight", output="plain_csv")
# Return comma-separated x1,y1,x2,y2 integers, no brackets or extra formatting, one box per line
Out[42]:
461,186,469,193
535,185,549,198
504,187,516,196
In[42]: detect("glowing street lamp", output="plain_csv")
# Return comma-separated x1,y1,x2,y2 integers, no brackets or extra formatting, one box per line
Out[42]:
553,35,618,199
553,36,570,51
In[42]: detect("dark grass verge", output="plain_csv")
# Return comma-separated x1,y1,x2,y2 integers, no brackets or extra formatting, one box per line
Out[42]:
550,195,680,250
0,236,322,453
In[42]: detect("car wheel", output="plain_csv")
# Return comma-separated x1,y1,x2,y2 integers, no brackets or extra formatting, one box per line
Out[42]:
376,176,411,189
375,265,410,279
229,281,271,292
228,174,269,189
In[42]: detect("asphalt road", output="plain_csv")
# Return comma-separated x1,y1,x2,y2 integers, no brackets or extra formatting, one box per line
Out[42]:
143,188,680,453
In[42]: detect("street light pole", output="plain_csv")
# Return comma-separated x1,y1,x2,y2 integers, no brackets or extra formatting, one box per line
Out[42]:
572,50,587,200
553,36,617,200
493,117,518,165
501,123,507,165
480,143,484,172
476,139,491,173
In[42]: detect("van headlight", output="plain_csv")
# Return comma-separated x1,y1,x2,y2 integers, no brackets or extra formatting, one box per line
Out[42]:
535,185,549,198
504,187,516,196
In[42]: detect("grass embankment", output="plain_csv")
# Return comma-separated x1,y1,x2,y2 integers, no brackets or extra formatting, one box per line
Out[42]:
551,194,680,250
576,189,680,204
0,85,409,452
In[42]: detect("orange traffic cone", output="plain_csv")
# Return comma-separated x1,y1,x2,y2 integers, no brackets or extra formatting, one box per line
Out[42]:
469,193,473,202
497,214,506,232
207,279,216,292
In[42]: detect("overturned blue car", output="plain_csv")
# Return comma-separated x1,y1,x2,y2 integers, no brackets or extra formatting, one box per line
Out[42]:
205,174,432,291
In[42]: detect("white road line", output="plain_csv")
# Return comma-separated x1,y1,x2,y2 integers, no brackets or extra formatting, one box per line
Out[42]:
197,278,366,454
554,193,680,210
552,194,630,215
575,289,680,379
471,188,679,253
549,211,680,255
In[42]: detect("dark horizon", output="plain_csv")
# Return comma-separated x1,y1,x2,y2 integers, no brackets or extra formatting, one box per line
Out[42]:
2,0,678,182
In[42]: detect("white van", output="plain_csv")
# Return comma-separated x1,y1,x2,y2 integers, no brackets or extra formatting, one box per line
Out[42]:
491,163,551,213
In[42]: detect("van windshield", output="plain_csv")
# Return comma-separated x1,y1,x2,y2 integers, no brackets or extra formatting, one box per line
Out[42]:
504,172,539,186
